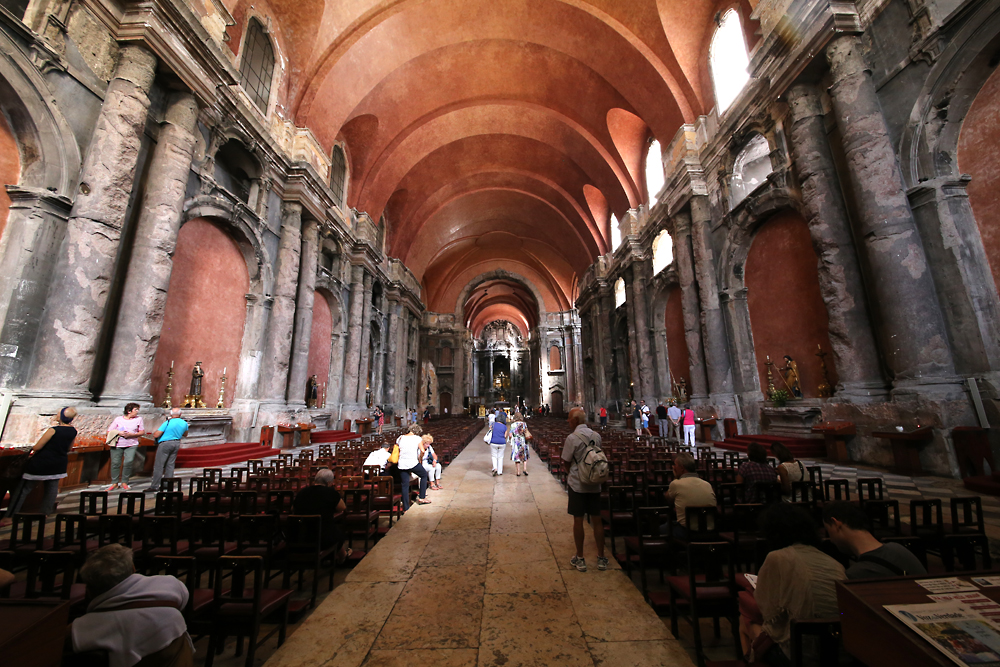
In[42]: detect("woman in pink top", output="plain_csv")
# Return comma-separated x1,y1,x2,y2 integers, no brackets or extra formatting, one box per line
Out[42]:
107,403,145,490
682,405,697,450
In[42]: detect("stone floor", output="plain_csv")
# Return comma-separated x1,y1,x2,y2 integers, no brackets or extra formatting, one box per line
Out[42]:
262,429,694,667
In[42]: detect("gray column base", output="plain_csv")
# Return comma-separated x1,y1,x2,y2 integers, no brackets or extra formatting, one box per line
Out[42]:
891,376,967,402
829,381,891,404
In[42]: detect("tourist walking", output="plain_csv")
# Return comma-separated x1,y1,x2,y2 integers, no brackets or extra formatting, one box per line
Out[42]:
561,407,608,572
147,408,188,493
4,407,77,520
107,403,145,491
489,410,508,476
508,411,531,476
397,424,431,508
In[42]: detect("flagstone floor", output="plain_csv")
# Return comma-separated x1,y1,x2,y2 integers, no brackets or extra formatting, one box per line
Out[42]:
262,429,694,667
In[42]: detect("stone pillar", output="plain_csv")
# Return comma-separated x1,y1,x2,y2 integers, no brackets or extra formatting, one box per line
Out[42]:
342,266,365,404
98,92,200,403
689,196,734,401
326,331,344,409
564,334,576,407
598,288,615,405
287,219,319,406
672,213,709,399
258,203,302,403
385,298,400,409
826,35,957,390
629,263,657,402
786,82,886,399
487,352,494,394
356,273,374,403
27,45,158,398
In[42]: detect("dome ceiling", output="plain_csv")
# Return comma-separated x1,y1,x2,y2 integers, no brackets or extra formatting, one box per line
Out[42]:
224,0,756,327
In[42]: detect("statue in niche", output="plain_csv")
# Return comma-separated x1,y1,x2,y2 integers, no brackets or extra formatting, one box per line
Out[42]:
674,377,688,403
306,375,319,408
183,361,207,409
781,355,803,398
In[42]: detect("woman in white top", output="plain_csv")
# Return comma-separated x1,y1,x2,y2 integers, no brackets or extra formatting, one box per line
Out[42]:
421,434,443,490
772,442,806,503
396,424,430,509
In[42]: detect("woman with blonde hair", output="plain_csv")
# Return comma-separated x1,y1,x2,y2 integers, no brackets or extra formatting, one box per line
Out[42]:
507,411,531,477
422,434,443,490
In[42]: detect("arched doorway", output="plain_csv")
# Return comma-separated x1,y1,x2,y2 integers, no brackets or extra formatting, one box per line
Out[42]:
550,390,564,416
440,391,452,416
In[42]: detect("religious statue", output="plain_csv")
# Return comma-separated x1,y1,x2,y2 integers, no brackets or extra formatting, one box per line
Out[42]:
183,361,207,409
815,345,833,397
674,377,688,403
306,375,319,408
781,355,803,398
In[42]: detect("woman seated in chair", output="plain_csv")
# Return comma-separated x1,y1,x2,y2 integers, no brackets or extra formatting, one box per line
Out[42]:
740,503,845,666
771,442,805,503
421,435,443,490
736,442,778,503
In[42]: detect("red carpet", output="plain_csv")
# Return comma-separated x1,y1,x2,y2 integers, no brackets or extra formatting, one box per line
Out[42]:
312,430,358,444
176,442,282,468
714,434,827,459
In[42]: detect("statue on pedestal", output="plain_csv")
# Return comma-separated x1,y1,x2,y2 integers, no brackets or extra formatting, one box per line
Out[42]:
183,361,207,408
781,355,803,399
306,375,319,408
674,377,688,403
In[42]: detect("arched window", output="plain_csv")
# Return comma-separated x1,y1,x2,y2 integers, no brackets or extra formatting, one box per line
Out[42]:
709,9,751,115
330,145,347,206
645,138,664,206
549,345,562,371
238,19,275,112
614,277,626,308
611,214,622,251
731,134,773,207
652,229,674,274
1,0,28,20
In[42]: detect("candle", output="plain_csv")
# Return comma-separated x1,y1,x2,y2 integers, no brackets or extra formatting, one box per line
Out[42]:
170,360,174,369
223,367,226,375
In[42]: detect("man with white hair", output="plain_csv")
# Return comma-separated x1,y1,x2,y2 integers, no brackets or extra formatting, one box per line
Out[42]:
293,469,350,562
70,544,192,667
146,408,188,494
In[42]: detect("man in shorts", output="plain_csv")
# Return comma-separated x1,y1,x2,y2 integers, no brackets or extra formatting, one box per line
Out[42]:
561,407,608,572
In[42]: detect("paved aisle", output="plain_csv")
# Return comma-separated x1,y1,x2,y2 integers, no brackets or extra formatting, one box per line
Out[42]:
265,429,694,667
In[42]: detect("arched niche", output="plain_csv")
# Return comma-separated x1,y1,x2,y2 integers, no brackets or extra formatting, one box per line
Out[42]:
730,134,773,208
744,210,837,398
307,288,334,402
0,103,19,241
151,218,250,408
214,139,262,205
549,344,562,371
664,285,689,389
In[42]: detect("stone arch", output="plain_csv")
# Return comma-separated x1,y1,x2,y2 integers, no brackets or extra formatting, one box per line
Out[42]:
182,201,271,296
453,269,548,322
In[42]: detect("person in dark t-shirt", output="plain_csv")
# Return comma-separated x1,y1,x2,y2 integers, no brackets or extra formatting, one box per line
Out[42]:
294,469,349,561
823,501,926,579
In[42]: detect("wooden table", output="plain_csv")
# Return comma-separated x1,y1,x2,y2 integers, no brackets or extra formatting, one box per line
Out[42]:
812,421,856,462
838,573,1000,667
872,427,934,475
277,424,315,449
355,418,373,435
0,599,70,667
697,418,717,443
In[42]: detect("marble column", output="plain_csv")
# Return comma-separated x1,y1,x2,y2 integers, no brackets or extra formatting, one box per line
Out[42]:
629,263,657,402
826,35,957,390
101,91,199,404
598,288,616,405
690,196,734,400
385,298,400,409
356,273,374,403
672,212,710,400
326,332,344,410
258,202,302,403
786,82,886,399
27,45,158,398
342,266,365,404
287,219,319,406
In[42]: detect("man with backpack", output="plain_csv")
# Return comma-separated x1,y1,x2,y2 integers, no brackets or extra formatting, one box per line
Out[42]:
561,407,609,572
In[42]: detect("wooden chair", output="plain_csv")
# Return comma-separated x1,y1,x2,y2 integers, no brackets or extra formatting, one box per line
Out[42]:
2,514,49,564
282,515,336,610
945,496,991,571
342,488,379,558
856,478,884,504
265,490,296,515
138,515,188,568
823,479,850,501
77,491,109,535
790,618,842,667
2,551,86,609
53,514,92,565
205,556,292,667
97,514,138,550
372,476,403,527
624,506,672,599
601,485,637,560
863,499,901,539
236,513,285,583
667,541,740,667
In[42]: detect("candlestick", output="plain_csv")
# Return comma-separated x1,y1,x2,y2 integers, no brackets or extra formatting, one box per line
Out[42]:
216,373,227,409
162,367,174,409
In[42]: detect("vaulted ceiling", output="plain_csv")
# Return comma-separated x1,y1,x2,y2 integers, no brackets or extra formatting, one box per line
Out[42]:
224,0,757,331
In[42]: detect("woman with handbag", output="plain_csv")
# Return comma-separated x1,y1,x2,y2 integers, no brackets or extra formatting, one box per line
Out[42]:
3,407,78,521
507,412,531,477
488,411,507,476
106,403,145,491
395,424,431,509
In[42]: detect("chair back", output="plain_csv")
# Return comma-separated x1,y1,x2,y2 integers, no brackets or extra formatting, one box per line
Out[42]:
160,478,183,493
149,556,199,619
155,491,185,517
790,481,820,505
25,551,77,600
230,491,259,517
343,487,373,514
372,476,395,499
685,541,734,595
863,499,901,538
823,479,850,501
645,484,671,507
188,477,206,495
203,468,224,483
190,491,222,516
857,478,884,503
635,506,672,539
607,485,637,513
284,515,324,561
117,492,146,517
97,514,134,548
266,490,296,515
790,618,842,667
230,467,249,484
247,459,265,474
951,496,985,534
212,556,263,615
756,482,783,505
78,491,108,516
53,514,88,558
189,515,228,556
807,466,825,497
9,513,47,550
237,514,279,553
141,516,181,555
247,475,272,493
685,505,719,539
343,475,365,490
909,498,944,537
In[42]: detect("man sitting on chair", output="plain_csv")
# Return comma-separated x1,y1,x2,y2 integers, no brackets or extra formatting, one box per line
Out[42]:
293,469,350,563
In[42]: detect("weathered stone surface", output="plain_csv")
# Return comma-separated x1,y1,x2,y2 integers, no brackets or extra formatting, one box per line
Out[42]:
28,44,157,395
357,273,374,403
342,265,366,405
287,218,319,404
102,91,199,403
258,202,302,402
627,263,656,402
826,35,957,388
786,82,885,400
689,197,733,399
671,214,708,399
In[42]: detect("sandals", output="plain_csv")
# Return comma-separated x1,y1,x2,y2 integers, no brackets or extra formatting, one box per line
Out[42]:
415,498,432,505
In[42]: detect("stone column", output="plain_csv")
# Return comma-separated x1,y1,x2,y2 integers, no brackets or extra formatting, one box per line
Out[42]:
598,288,615,404
672,212,709,399
385,298,400,409
689,196,734,400
27,45,158,398
826,35,957,389
342,266,365,404
100,91,200,403
786,82,886,399
287,219,319,406
258,202,302,403
356,273,374,403
564,333,576,406
629,263,657,402
326,332,344,409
